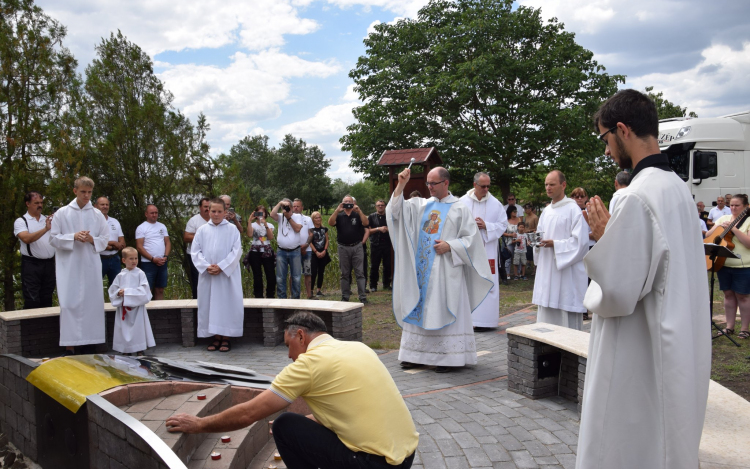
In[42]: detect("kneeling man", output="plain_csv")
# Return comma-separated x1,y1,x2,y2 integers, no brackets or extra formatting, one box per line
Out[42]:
167,312,418,468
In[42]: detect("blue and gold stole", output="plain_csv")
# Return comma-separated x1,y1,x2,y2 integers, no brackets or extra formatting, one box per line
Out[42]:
404,201,452,327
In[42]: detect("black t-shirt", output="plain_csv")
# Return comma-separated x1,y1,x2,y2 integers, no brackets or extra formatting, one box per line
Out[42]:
368,212,390,245
336,211,365,245
312,227,328,252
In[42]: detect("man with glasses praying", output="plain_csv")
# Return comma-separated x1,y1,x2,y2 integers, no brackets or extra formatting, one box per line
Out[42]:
578,89,710,469
460,172,507,331
387,166,493,373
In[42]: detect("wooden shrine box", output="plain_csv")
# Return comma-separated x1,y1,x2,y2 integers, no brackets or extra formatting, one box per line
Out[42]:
377,147,443,199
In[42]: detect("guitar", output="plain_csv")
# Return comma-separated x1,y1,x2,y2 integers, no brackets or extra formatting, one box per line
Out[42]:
705,206,750,272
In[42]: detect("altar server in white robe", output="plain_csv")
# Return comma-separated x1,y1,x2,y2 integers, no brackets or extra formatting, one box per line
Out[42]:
459,172,507,330
388,166,493,373
576,89,710,469
49,176,109,355
109,247,155,354
192,198,244,352
532,170,589,330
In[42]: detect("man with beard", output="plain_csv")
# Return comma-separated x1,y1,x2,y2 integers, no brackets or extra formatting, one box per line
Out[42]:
577,89,710,469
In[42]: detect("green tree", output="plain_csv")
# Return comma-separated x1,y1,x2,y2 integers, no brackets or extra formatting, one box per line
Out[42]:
0,0,79,310
341,0,624,197
56,31,217,283
219,134,333,214
645,86,698,120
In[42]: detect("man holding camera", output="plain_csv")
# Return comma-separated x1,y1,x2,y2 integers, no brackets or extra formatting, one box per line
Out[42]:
271,198,304,299
329,195,369,303
219,194,243,232
293,198,315,299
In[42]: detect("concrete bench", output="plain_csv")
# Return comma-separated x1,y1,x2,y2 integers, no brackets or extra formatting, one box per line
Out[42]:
0,299,363,357
506,322,750,469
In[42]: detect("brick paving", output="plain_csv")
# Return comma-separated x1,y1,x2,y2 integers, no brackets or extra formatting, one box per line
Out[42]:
149,306,592,468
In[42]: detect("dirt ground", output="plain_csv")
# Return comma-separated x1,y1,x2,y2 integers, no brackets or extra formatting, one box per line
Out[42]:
359,276,750,402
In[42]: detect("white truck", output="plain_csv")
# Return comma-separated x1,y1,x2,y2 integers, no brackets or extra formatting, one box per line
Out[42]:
658,110,750,205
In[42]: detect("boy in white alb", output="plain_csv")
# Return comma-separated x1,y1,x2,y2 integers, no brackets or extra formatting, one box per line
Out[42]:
109,247,155,355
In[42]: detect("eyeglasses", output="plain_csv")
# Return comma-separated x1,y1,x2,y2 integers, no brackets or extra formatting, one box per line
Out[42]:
598,126,617,143
426,180,446,187
476,185,490,189
573,195,587,199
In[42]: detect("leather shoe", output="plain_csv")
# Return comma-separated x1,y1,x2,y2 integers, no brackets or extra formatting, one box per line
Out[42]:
435,366,454,373
400,361,419,369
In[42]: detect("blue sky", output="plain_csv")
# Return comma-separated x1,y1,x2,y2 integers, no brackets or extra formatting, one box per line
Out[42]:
37,0,750,181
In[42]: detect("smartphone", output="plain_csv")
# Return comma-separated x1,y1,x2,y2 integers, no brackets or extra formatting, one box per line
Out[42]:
254,211,264,218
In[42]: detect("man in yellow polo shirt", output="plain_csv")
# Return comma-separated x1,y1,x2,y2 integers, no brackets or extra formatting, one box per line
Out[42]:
166,312,419,468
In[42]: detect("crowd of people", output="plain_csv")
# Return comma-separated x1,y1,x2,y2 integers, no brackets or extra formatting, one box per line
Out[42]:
13,88,721,469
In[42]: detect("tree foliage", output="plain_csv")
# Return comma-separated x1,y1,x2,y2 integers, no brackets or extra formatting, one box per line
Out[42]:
0,0,79,309
342,0,624,197
218,134,332,213
53,31,218,277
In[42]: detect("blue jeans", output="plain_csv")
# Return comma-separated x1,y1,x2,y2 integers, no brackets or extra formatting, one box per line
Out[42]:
101,254,121,287
276,248,301,299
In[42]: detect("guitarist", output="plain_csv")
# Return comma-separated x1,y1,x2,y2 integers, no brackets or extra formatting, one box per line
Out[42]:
705,194,750,339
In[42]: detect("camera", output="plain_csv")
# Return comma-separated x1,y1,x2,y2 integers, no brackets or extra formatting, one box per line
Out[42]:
343,203,354,209
228,207,235,213
282,204,291,212
254,211,265,218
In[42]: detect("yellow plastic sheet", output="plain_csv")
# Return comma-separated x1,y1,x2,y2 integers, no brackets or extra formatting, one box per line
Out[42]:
26,355,161,413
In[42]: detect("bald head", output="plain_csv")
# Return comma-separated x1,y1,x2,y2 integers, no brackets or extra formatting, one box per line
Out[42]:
426,167,451,199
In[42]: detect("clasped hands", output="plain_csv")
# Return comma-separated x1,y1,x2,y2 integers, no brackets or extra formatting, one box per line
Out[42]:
75,231,93,244
583,196,610,241
206,264,222,275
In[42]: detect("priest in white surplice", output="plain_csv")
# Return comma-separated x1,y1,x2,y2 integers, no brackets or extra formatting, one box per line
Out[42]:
109,247,155,354
576,90,710,469
532,170,590,330
192,198,244,352
49,176,109,355
459,172,507,331
387,166,493,373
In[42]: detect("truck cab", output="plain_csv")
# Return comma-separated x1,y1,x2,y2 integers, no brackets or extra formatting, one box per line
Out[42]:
659,111,750,204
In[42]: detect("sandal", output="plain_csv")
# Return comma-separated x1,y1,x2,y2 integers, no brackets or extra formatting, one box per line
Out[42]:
738,331,750,339
717,328,735,337
207,340,221,351
219,340,231,352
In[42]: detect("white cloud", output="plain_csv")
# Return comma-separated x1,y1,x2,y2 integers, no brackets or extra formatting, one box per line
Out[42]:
274,85,359,140
324,0,428,17
158,50,341,146
628,42,750,117
39,0,319,64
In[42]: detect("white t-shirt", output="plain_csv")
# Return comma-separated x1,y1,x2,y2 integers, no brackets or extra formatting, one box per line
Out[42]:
101,216,124,256
184,213,209,250
135,221,169,262
14,212,56,259
275,213,303,249
708,206,731,223
301,215,314,252
699,218,708,237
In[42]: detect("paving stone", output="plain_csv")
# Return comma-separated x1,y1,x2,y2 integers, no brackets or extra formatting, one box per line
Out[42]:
534,456,560,465
461,420,491,437
464,446,492,467
476,435,498,444
522,440,553,457
495,433,525,451
529,429,562,445
436,438,463,458
419,451,448,469
510,450,540,469
555,453,577,469
453,431,480,449
507,425,536,442
551,430,578,446
482,443,512,462
436,418,465,433
444,456,470,469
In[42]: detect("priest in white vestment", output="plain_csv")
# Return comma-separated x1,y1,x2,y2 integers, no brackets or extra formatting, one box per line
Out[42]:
109,247,155,354
387,167,493,372
49,176,109,354
577,90,710,469
192,198,244,352
459,172,508,330
532,170,590,330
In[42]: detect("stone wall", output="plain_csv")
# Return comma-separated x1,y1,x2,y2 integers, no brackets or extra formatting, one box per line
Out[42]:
507,333,587,410
0,354,39,461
